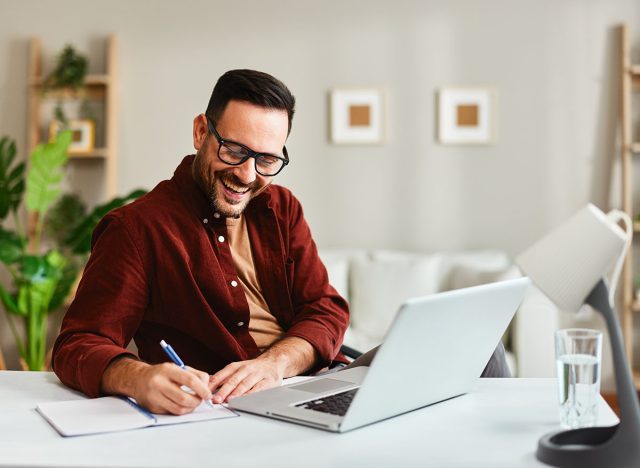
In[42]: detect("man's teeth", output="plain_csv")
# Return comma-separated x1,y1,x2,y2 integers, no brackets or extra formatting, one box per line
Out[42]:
222,180,249,194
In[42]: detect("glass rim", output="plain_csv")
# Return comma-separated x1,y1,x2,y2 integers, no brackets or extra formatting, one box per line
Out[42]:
555,328,602,338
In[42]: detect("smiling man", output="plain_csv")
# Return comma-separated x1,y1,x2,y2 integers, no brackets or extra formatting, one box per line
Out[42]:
52,70,350,415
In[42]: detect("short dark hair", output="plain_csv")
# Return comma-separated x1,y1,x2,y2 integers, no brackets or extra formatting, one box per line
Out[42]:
206,69,296,134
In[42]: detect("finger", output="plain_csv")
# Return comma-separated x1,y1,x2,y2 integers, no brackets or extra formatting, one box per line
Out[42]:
161,381,204,410
227,374,264,399
246,378,278,395
185,366,210,387
209,362,242,392
156,389,199,415
212,369,250,403
156,366,209,407
174,367,212,400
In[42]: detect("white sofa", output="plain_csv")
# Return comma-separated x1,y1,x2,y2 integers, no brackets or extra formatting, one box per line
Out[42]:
318,248,559,377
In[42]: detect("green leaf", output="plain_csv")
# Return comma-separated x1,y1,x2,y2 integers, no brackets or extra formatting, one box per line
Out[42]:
0,136,25,220
0,226,26,264
26,131,71,216
14,251,67,316
44,193,87,245
0,283,19,315
48,262,78,311
65,188,147,255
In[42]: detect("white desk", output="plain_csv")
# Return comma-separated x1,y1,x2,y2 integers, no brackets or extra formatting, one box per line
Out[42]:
0,371,618,468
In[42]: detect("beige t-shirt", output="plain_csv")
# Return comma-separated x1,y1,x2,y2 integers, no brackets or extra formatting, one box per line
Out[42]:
226,215,285,351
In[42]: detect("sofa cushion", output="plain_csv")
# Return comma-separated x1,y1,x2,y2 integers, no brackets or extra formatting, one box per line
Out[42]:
447,250,514,290
348,250,452,348
318,249,367,301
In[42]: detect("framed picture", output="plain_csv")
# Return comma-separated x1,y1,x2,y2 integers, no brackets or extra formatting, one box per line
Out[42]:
437,87,495,145
48,119,95,155
330,88,385,144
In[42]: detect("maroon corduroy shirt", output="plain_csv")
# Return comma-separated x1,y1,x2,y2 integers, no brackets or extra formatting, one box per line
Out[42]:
52,155,350,397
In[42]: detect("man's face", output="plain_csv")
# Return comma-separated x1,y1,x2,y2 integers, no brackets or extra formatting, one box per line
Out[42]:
192,100,289,217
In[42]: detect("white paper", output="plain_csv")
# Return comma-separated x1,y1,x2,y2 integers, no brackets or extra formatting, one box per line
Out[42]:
37,396,238,437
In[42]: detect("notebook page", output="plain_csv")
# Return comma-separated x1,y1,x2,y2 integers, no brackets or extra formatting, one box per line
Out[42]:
152,400,237,426
36,397,154,436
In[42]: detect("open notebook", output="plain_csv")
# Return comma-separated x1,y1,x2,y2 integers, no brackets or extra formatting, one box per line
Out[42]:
36,396,237,437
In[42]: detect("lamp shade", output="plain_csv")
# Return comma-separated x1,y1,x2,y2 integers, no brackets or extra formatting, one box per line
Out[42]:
516,204,628,311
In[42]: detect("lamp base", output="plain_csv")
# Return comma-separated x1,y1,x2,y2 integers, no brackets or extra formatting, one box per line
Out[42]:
536,423,640,467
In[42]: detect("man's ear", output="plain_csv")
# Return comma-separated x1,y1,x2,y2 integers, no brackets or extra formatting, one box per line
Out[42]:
193,114,208,151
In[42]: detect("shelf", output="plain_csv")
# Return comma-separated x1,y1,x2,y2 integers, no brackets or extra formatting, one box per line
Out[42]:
28,35,119,199
68,147,109,160
30,74,110,87
632,65,640,88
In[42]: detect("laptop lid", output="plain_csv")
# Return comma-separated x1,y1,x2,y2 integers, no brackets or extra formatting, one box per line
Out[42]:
339,277,530,431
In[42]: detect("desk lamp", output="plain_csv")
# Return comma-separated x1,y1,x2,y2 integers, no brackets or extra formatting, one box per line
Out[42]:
516,204,640,468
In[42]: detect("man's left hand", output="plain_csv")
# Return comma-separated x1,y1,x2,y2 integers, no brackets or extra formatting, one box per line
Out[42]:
208,356,284,403
208,336,318,403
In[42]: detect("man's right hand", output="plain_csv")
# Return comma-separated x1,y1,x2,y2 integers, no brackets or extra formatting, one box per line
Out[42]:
100,357,212,415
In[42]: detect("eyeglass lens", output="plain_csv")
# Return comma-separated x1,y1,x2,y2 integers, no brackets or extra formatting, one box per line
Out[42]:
218,142,284,176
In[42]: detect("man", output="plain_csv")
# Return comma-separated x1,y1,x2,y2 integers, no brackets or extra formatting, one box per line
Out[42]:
53,69,510,416
53,69,350,415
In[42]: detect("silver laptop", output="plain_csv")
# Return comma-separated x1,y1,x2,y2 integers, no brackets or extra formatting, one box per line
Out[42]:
228,277,530,432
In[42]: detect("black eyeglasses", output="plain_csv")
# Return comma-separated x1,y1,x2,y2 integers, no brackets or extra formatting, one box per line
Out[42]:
206,116,289,177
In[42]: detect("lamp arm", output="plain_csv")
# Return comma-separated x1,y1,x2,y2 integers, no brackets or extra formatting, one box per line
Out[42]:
585,279,640,431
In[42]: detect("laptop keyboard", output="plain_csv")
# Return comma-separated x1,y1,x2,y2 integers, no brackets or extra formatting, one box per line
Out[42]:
295,389,358,416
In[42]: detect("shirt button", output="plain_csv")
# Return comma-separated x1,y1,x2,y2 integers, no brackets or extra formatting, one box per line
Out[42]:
213,212,221,219
230,280,238,287
218,235,225,243
203,218,208,224
237,321,244,327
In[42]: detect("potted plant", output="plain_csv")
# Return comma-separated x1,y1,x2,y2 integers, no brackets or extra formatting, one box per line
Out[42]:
0,135,145,370
42,45,89,126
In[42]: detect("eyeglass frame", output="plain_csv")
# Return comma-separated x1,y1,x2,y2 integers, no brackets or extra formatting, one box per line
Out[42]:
206,115,289,177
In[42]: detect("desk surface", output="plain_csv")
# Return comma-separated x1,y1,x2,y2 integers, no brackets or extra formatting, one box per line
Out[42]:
0,371,618,468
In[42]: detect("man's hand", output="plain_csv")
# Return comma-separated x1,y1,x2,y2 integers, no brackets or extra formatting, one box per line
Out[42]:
209,336,318,403
208,356,285,403
101,358,213,415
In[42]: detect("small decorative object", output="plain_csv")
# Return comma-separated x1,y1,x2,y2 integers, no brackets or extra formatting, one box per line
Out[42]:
438,87,495,145
330,88,385,144
49,120,95,155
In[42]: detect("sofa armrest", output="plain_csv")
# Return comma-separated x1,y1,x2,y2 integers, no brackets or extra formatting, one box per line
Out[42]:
512,286,559,377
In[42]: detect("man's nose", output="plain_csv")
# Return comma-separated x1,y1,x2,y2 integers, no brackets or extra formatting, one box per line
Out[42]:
233,158,257,185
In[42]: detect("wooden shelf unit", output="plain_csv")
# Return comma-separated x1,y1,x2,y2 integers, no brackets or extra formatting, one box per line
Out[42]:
619,23,640,381
27,36,119,199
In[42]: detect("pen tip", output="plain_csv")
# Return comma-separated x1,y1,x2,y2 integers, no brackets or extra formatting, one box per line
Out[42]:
160,340,167,347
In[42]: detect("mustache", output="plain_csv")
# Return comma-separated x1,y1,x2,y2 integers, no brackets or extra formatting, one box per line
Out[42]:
217,171,257,190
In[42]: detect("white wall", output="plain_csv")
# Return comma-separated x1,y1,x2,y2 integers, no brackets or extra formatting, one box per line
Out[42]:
1,0,639,380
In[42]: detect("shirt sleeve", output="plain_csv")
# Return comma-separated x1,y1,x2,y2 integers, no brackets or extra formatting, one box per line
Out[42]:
51,213,149,397
281,196,350,369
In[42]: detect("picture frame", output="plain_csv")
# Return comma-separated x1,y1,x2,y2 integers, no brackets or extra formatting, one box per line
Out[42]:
330,88,385,144
48,119,95,155
437,87,495,145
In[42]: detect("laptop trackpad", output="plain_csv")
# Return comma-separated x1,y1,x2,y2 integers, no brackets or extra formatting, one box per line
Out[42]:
289,378,355,394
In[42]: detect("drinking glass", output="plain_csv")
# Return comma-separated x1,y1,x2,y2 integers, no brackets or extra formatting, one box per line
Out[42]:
555,328,603,428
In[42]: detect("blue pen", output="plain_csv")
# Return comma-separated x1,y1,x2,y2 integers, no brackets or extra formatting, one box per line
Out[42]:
160,339,215,408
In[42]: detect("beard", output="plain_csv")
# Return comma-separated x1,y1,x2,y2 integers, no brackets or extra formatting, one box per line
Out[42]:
208,171,257,218
193,136,269,218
